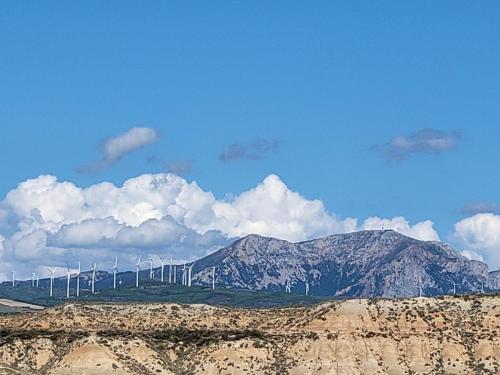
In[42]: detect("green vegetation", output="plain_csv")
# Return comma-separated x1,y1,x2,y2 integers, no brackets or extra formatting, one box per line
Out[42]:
0,282,320,309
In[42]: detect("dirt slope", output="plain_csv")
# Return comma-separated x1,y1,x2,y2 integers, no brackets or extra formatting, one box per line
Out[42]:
0,295,498,374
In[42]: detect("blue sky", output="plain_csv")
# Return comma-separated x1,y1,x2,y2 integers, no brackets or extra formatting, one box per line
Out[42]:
1,2,500,275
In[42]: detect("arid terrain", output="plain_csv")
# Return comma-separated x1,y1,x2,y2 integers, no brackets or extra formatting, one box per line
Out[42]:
0,295,498,374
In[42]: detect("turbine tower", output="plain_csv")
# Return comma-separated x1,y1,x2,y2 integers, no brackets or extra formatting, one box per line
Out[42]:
11,270,14,287
173,264,177,284
452,280,457,296
76,261,81,297
169,257,173,284
135,256,142,288
187,262,195,288
481,282,485,294
305,280,309,296
148,256,154,280
32,273,36,287
418,286,423,298
212,266,216,290
66,266,71,299
48,268,56,297
36,273,39,287
159,256,165,283
112,257,118,290
182,264,186,286
91,263,97,294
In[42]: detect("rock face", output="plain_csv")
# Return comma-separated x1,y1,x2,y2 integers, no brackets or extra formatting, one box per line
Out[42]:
0,295,498,374
192,230,495,298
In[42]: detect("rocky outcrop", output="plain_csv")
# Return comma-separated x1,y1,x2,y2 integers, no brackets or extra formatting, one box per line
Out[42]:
0,295,498,374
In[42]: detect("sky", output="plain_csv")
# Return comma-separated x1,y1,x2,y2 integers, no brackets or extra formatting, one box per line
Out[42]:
1,1,500,279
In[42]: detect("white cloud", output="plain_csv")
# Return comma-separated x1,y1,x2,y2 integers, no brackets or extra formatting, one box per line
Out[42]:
0,172,446,279
460,250,484,262
453,213,500,269
78,127,159,172
211,174,357,242
362,216,440,241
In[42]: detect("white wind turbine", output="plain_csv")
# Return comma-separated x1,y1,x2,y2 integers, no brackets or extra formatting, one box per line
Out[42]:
212,266,216,290
148,256,154,280
182,264,186,286
452,280,457,296
11,270,14,287
36,273,39,287
76,261,81,297
187,262,195,287
169,257,173,284
66,266,72,299
48,268,56,297
91,263,97,294
159,256,165,283
32,273,36,287
173,264,177,284
418,285,423,298
135,256,142,288
305,280,309,296
112,257,118,290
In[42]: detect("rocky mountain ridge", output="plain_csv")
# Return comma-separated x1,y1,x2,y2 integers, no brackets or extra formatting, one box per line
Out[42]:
191,230,495,298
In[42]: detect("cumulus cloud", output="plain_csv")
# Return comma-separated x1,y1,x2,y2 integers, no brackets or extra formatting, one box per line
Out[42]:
361,216,440,241
0,172,451,280
384,128,460,161
78,127,158,172
453,213,500,269
219,138,280,162
211,175,357,241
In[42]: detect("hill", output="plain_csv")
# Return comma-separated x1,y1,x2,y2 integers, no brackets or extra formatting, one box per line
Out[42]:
0,294,498,374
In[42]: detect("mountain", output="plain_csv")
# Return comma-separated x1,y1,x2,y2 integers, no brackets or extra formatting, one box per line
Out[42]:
190,230,494,298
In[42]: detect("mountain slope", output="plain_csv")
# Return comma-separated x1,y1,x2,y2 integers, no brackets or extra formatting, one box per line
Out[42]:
191,230,493,298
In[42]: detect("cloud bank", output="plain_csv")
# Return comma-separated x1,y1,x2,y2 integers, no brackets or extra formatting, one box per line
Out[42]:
0,173,453,279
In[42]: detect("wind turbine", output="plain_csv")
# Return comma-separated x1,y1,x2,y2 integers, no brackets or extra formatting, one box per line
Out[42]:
159,256,165,283
212,266,216,290
148,256,154,280
36,273,39,287
91,263,97,294
305,280,309,296
182,264,186,286
32,273,36,287
187,262,195,287
11,270,14,287
135,256,142,288
169,257,173,284
76,261,81,297
66,266,71,299
112,257,118,290
173,264,177,284
452,280,457,296
48,268,56,297
418,286,423,298
480,282,485,294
